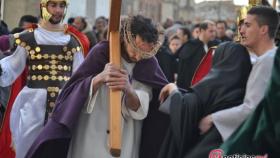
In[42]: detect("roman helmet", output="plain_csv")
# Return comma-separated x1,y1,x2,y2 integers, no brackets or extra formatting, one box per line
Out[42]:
40,0,69,22
235,0,262,41
237,0,263,25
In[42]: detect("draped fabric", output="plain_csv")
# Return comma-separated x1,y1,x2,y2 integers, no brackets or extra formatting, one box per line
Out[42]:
221,47,280,157
191,47,216,86
66,25,90,56
158,42,252,158
155,46,177,82
0,69,27,158
176,39,206,89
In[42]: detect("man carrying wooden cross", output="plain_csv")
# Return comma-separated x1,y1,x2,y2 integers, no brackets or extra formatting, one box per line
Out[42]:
25,15,168,158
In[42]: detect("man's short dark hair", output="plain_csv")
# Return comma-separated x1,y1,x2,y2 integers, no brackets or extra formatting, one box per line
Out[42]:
178,26,192,39
95,16,108,25
18,15,38,27
0,20,9,35
248,6,279,39
192,23,200,31
81,17,87,28
199,20,215,31
261,0,271,6
129,15,159,44
67,17,74,25
169,34,180,42
216,20,227,28
75,16,87,30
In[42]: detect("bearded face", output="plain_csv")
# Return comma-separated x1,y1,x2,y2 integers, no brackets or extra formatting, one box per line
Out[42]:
40,0,67,24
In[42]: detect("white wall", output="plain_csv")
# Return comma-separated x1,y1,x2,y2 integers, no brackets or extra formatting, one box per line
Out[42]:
65,0,109,24
65,0,87,20
96,0,109,18
161,3,174,23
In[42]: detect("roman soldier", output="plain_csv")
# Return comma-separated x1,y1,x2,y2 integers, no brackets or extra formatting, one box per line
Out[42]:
0,0,89,158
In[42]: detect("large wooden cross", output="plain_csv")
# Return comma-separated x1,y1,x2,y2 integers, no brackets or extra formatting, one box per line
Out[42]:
108,0,122,157
272,0,276,8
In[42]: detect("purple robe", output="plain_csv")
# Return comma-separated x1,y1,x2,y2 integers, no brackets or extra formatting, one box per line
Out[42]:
0,35,10,51
25,41,169,158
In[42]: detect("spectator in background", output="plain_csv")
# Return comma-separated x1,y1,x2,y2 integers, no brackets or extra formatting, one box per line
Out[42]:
93,16,107,42
216,20,232,42
176,26,191,45
0,20,9,35
164,21,183,40
10,15,38,34
67,17,75,25
73,16,97,49
167,34,181,82
225,29,234,41
18,15,38,29
177,20,217,89
156,36,178,83
191,23,200,39
168,34,182,55
163,17,174,29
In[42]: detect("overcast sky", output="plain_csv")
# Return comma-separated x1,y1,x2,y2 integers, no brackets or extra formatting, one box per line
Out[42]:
194,0,276,6
194,0,247,5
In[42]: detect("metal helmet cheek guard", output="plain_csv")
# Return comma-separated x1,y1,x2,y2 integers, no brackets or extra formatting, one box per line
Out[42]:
40,0,69,22
237,0,262,25
235,0,262,42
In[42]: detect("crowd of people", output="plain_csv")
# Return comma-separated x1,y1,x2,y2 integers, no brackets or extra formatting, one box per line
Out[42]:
0,0,279,158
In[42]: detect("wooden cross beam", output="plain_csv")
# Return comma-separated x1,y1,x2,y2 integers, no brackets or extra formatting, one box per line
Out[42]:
273,0,276,8
108,0,122,157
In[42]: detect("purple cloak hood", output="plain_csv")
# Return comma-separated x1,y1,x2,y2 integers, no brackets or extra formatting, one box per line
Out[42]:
25,41,169,158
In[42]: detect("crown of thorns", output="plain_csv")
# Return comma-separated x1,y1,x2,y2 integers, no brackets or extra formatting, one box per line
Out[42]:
123,16,164,59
